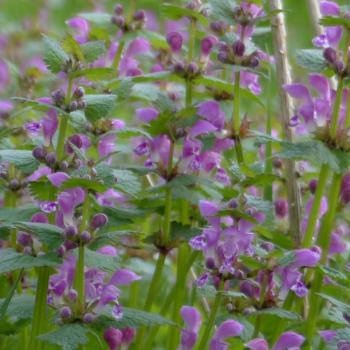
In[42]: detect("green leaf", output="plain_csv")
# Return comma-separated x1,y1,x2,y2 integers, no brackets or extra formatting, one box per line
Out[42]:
208,0,236,23
80,41,106,62
103,206,148,226
39,324,89,350
320,16,350,29
81,248,120,272
162,3,209,25
0,207,39,223
62,34,84,61
250,308,301,320
0,295,34,320
28,180,58,201
170,222,201,242
79,12,112,27
196,75,233,93
61,177,107,193
131,72,177,83
94,307,176,330
139,31,168,50
113,169,142,196
0,150,39,175
0,249,61,273
71,67,114,81
90,230,140,249
84,94,116,122
42,35,69,73
318,293,350,314
14,222,64,248
296,49,327,72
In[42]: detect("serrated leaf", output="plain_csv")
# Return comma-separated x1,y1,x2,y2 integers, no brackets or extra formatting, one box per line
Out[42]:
162,3,209,25
80,41,106,62
250,308,300,320
139,31,168,50
0,150,39,175
84,94,116,122
296,49,327,72
113,169,142,196
209,0,236,23
42,35,69,73
0,249,61,273
170,222,201,242
14,222,64,248
61,178,107,193
62,34,84,61
39,324,89,350
12,97,68,116
0,295,35,320
90,230,140,249
71,67,114,81
94,307,176,330
318,293,350,314
0,207,39,223
28,180,58,201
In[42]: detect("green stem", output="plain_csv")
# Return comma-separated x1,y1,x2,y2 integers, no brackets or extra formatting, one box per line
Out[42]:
302,164,330,248
28,267,50,350
74,193,90,308
188,18,196,62
196,284,223,350
329,78,344,139
111,40,125,72
305,172,342,347
233,72,244,164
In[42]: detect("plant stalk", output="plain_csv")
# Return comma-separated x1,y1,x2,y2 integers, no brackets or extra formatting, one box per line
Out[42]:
111,40,125,72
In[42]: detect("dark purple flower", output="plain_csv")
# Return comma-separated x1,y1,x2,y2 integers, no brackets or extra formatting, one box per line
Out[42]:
166,32,183,52
104,327,123,350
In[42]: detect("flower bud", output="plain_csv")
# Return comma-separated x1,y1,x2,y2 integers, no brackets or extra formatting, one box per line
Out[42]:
80,231,91,244
232,40,245,57
210,21,226,35
217,51,229,64
65,225,78,239
69,100,78,112
173,62,185,75
228,199,238,209
201,35,218,56
334,60,344,75
90,213,108,230
274,198,288,218
112,15,125,27
323,47,337,64
273,158,283,169
205,257,216,269
59,306,72,319
67,289,78,302
17,232,33,246
122,328,136,344
73,87,85,99
32,146,46,161
166,32,183,53
64,240,77,251
59,161,69,171
23,246,33,255
308,179,318,194
248,55,260,68
133,10,145,22
52,89,65,105
187,62,199,76
104,327,123,350
77,100,86,110
83,313,95,323
57,245,66,257
45,152,57,167
114,4,123,15
9,179,21,191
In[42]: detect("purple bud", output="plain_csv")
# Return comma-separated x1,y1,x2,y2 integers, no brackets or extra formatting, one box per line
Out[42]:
309,179,318,194
273,158,283,169
59,306,72,319
133,10,146,21
17,232,33,246
187,62,199,76
112,15,125,27
73,87,85,99
32,146,46,161
218,51,229,64
173,62,185,75
77,100,86,110
274,198,288,218
249,56,260,68
23,246,33,255
166,32,183,53
232,40,245,57
9,179,21,191
210,21,226,35
114,4,123,15
80,231,91,244
323,47,337,64
64,240,77,251
201,36,218,56
104,327,123,350
57,245,66,257
51,89,65,105
206,257,216,269
90,213,108,230
68,289,78,302
69,100,78,112
66,134,83,153
45,152,57,166
121,328,136,344
228,199,238,209
65,225,78,239
83,313,95,323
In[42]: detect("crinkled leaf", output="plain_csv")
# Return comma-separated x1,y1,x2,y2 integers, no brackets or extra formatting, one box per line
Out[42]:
170,222,201,242
0,249,61,273
81,248,120,272
80,12,112,27
0,295,35,320
162,3,209,25
12,97,68,116
71,67,114,81
28,180,58,201
208,0,237,23
42,35,69,73
320,16,350,29
62,34,84,61
39,324,89,350
84,94,116,122
90,230,140,249
0,150,39,175
250,308,301,320
113,169,142,196
61,178,107,193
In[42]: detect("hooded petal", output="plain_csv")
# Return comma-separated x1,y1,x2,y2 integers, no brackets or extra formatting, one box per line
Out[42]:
320,1,340,16
47,172,70,187
291,248,321,268
180,306,202,332
309,74,329,97
190,120,217,137
214,320,244,340
272,331,305,350
284,84,311,100
199,200,220,218
198,101,225,130
136,107,159,123
110,269,141,286
246,339,269,350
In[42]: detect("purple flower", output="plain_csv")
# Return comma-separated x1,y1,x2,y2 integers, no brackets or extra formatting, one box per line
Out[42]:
179,306,202,350
209,320,244,350
67,17,90,43
274,199,288,218
0,59,10,91
199,200,220,218
40,201,58,214
272,331,305,350
246,338,269,350
197,101,225,131
201,36,218,56
109,269,141,285
291,248,321,268
136,107,159,123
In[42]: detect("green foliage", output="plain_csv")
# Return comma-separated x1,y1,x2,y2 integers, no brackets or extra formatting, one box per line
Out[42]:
250,308,301,320
0,295,35,320
80,41,107,62
162,3,209,25
295,49,327,72
84,94,117,122
42,35,69,74
83,248,120,272
0,150,39,175
0,249,61,273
